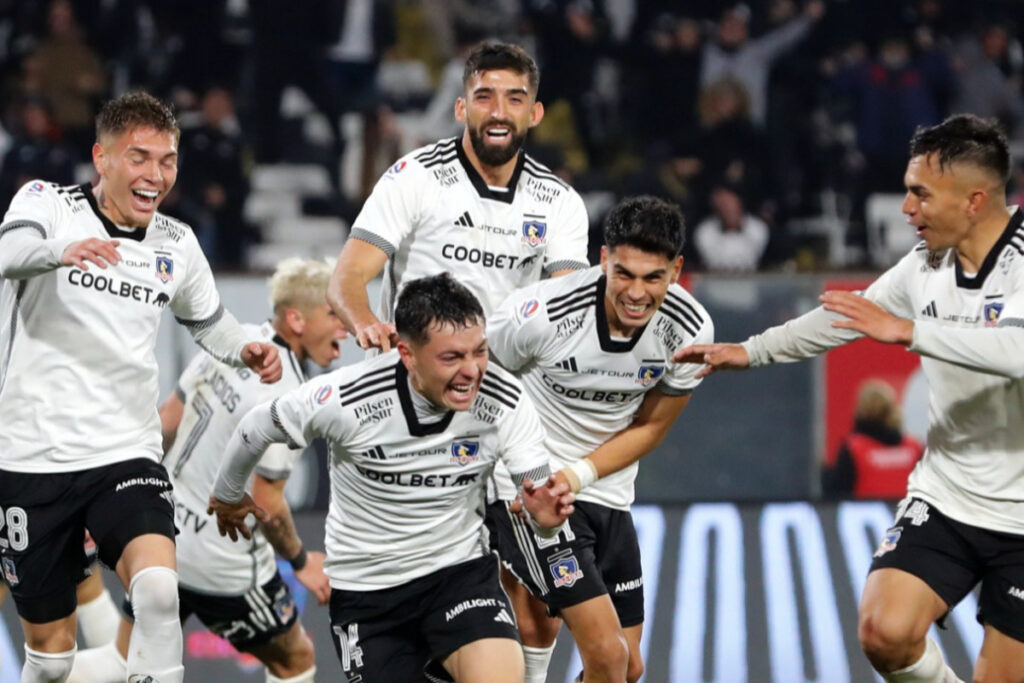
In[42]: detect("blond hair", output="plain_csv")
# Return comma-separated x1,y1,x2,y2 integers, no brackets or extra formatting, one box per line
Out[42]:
268,258,333,315
854,380,901,431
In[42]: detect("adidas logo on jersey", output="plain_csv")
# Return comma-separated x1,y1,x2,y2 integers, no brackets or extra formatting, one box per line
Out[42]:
921,300,937,318
454,211,474,227
494,608,515,625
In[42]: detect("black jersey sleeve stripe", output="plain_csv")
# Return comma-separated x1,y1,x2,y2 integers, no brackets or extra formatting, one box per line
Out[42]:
269,399,301,449
548,292,596,316
483,371,521,396
662,295,703,328
478,384,517,409
480,380,520,405
1010,242,1024,257
544,259,589,275
549,299,596,323
176,303,225,330
341,383,398,407
349,228,396,257
997,317,1024,328
658,308,698,336
421,154,458,168
337,365,396,392
414,139,456,162
0,220,46,240
547,281,597,306
664,290,704,320
523,160,569,189
510,464,552,489
338,375,397,401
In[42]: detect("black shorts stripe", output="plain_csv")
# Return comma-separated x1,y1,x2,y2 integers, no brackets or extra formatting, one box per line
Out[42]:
478,385,516,409
507,508,550,596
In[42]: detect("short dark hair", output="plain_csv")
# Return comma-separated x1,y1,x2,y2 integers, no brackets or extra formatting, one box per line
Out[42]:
909,114,1010,183
96,91,179,143
603,196,686,259
462,42,540,94
395,273,485,346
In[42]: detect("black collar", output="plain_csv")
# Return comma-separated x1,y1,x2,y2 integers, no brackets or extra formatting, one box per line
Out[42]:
595,275,648,353
81,184,148,242
394,361,456,436
455,140,524,204
955,207,1024,289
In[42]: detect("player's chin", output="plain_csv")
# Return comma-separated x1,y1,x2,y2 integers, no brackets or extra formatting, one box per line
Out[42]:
443,382,479,410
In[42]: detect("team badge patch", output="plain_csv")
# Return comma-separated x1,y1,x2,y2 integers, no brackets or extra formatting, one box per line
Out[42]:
314,384,332,405
273,589,296,623
2,557,18,586
873,526,902,558
388,160,407,175
984,302,1004,327
450,440,480,466
27,181,46,195
522,220,547,247
636,365,665,386
518,299,540,321
155,256,174,283
549,553,584,588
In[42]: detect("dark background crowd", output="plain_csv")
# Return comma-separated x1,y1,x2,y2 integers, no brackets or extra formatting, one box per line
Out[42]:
2,0,1023,272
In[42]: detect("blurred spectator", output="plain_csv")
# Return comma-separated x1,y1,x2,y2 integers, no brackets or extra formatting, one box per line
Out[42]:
421,0,519,60
524,0,610,168
23,0,105,150
0,95,78,208
693,183,770,271
952,22,1024,137
822,380,924,499
178,86,252,269
701,0,825,127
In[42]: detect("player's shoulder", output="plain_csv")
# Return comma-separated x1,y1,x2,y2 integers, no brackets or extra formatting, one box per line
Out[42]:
520,152,584,206
542,266,601,320
906,241,955,273
332,352,401,408
658,282,712,338
477,363,526,414
150,210,194,248
10,179,74,209
409,137,459,169
521,153,571,192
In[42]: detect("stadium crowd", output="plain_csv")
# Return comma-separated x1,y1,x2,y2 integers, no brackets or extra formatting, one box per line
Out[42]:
2,0,1024,272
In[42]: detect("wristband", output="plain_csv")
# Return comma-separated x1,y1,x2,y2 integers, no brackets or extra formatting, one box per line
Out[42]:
288,544,308,571
564,458,598,493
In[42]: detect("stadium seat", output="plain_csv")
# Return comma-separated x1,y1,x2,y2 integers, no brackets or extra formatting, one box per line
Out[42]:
866,193,914,267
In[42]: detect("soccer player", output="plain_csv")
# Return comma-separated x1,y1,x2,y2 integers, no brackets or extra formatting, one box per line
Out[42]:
0,91,281,683
68,257,345,682
487,196,713,683
209,273,576,682
675,114,1024,682
328,41,589,351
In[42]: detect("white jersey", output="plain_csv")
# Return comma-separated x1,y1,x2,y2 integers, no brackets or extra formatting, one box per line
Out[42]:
270,351,550,591
167,322,305,594
488,266,714,510
745,207,1024,534
350,138,589,319
0,180,222,473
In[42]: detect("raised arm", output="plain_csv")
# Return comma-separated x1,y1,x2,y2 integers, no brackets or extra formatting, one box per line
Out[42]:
328,237,396,351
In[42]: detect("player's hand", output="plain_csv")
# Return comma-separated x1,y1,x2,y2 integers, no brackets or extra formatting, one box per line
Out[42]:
354,320,399,352
295,550,330,605
207,493,268,542
521,475,575,529
819,290,914,345
61,238,120,270
672,343,750,378
242,342,282,383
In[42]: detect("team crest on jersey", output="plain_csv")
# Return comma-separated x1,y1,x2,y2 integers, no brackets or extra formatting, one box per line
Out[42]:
2,557,18,586
984,302,1004,326
273,589,296,623
518,299,540,321
450,440,480,466
873,526,902,558
636,365,665,386
389,160,407,175
314,384,332,405
155,256,174,283
522,220,547,247
549,554,584,588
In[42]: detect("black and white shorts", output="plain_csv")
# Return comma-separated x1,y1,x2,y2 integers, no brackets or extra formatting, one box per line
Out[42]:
329,554,519,682
486,499,644,627
123,570,298,650
0,458,176,623
871,496,1024,642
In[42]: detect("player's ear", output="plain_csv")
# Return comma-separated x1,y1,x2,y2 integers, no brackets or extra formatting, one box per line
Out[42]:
670,255,683,282
528,101,544,129
91,142,106,175
599,246,609,269
397,339,415,371
454,97,467,124
285,308,305,335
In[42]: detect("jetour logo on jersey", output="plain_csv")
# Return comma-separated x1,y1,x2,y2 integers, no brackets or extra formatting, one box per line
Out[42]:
984,302,1004,326
522,220,547,247
155,255,174,283
450,440,480,466
636,365,665,386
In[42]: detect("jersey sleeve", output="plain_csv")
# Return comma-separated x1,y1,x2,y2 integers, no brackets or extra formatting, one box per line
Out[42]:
860,250,916,319
487,285,553,371
496,389,551,487
0,181,75,278
348,160,427,256
543,190,590,274
661,310,715,394
254,443,303,480
170,231,222,323
271,376,346,450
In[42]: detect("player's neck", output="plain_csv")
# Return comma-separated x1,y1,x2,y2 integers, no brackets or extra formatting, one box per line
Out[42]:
957,204,1012,273
92,183,140,230
460,134,518,188
272,319,306,363
603,298,640,340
